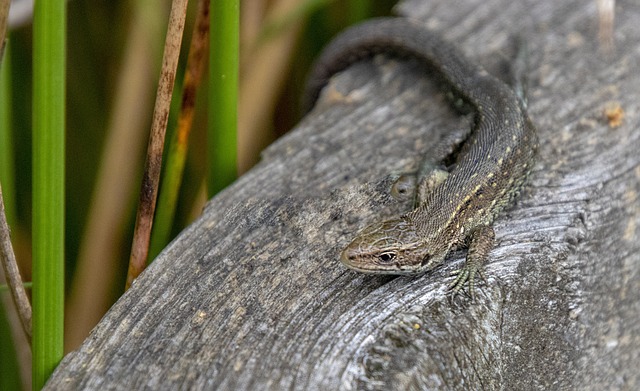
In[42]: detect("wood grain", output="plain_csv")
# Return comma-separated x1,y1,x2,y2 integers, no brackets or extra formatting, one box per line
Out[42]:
46,0,640,389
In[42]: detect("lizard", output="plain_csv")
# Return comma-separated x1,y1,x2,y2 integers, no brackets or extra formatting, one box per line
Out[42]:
304,17,538,298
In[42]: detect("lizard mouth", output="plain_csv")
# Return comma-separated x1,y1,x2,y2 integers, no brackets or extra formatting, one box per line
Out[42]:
339,250,417,275
339,250,379,273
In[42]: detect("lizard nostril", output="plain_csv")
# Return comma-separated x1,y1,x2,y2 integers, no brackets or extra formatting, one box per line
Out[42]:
340,249,356,265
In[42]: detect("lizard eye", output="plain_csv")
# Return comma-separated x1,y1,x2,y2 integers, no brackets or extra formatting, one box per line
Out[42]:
391,175,415,200
378,251,397,263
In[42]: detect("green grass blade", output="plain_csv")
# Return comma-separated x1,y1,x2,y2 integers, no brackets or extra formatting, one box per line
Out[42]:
208,0,239,196
32,0,66,388
348,0,371,24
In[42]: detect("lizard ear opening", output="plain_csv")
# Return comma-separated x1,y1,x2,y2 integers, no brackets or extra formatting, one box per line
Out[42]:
420,254,432,267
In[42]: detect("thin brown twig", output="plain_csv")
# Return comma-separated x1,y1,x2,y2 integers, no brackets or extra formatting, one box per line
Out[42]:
177,0,209,138
0,0,30,341
150,0,209,255
1,0,10,59
126,0,189,290
0,184,32,341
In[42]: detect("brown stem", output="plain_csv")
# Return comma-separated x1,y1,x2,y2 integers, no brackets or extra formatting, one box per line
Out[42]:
126,0,189,290
176,0,209,140
0,185,32,341
0,0,10,61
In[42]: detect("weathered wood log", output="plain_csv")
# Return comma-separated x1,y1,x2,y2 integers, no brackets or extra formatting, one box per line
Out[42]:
46,0,640,389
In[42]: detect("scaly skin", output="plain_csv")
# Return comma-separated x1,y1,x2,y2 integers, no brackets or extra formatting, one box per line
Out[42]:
305,18,538,298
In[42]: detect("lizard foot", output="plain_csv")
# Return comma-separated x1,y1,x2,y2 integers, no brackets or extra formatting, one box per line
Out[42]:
447,266,486,300
447,225,494,300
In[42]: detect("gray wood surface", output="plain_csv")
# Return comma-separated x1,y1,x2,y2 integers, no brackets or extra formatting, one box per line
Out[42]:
46,0,640,389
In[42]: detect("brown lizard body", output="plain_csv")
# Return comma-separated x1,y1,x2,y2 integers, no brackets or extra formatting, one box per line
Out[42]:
305,18,538,297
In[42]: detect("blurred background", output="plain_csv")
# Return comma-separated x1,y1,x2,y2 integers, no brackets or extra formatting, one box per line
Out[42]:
0,0,396,389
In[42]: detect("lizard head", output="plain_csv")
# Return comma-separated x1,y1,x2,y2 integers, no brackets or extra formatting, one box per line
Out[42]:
340,217,442,274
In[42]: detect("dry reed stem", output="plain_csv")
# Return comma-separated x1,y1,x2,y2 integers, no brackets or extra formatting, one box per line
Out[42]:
126,0,189,290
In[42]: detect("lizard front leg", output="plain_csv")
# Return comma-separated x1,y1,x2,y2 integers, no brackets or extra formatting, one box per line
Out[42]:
448,224,495,299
